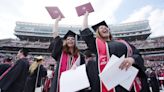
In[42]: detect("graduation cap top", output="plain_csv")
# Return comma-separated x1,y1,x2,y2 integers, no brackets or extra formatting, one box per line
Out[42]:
63,30,77,39
91,21,108,32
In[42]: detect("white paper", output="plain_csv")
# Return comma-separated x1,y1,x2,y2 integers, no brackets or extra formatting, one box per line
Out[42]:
101,55,138,90
60,64,90,92
99,55,138,91
119,66,138,91
102,55,125,73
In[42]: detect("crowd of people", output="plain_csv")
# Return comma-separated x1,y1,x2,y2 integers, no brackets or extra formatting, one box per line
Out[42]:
0,12,163,92
130,38,164,49
145,61,164,90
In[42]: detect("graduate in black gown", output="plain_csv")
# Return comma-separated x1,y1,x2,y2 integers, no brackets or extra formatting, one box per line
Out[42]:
0,48,30,92
80,12,150,92
49,16,85,92
23,56,47,92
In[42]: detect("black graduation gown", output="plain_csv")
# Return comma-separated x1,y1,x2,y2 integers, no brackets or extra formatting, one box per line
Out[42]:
0,58,29,92
48,36,85,92
0,64,11,76
80,28,150,92
24,65,47,92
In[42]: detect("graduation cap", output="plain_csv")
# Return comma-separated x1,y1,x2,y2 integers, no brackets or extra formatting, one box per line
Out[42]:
91,21,108,32
63,30,77,39
63,30,82,47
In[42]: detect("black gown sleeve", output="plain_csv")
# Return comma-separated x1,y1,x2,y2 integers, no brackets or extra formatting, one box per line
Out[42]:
0,60,23,90
130,44,146,73
80,28,97,54
48,36,63,61
86,60,100,92
79,53,85,65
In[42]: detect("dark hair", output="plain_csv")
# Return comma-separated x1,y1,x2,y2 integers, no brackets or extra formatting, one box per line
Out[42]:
3,56,12,63
83,50,93,58
19,48,29,57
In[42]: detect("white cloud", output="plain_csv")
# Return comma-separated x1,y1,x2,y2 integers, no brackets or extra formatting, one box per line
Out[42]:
18,0,123,24
122,5,153,23
149,9,164,37
122,5,164,38
0,0,23,39
0,15,17,39
0,0,123,39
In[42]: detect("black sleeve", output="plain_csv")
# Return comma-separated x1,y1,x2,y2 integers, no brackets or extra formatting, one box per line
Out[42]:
80,53,85,65
0,60,23,90
86,61,100,92
80,28,97,54
130,44,146,73
48,36,63,61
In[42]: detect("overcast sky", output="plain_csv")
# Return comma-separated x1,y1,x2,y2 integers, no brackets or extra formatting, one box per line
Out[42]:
0,0,164,39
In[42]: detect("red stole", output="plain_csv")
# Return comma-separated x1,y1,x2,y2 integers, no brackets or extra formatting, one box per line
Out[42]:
96,38,115,92
96,38,142,92
56,51,78,92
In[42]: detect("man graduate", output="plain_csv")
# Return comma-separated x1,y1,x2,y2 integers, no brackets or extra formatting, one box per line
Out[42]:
0,48,30,92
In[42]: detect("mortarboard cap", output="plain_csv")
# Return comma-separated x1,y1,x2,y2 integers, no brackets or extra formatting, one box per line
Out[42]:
75,2,94,16
63,30,81,41
91,21,108,32
63,30,76,39
45,6,65,19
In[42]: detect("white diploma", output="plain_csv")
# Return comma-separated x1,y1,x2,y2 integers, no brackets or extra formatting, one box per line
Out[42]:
99,55,138,91
60,64,90,92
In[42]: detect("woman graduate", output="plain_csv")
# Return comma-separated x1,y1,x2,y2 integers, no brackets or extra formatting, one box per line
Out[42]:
80,12,150,92
23,56,47,92
49,16,85,92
